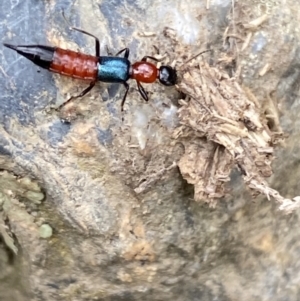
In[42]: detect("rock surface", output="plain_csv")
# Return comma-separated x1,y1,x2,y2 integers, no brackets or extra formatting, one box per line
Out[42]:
1,0,300,300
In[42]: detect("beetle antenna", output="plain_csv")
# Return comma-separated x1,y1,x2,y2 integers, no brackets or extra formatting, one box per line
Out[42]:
178,49,212,70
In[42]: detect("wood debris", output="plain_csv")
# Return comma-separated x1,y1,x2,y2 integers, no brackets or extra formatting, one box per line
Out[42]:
174,59,300,213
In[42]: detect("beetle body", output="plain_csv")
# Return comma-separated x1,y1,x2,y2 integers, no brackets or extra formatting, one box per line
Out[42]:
4,27,177,111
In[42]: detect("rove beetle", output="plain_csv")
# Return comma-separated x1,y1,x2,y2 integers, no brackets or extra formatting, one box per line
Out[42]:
3,26,177,111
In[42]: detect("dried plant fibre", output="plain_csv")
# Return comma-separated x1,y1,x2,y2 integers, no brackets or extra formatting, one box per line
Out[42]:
174,59,300,213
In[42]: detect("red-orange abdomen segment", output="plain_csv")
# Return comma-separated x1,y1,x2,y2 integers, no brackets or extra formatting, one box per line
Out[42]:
131,62,158,83
50,48,98,80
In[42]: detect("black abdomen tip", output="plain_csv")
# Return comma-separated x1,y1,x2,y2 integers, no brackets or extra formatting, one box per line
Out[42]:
3,43,55,70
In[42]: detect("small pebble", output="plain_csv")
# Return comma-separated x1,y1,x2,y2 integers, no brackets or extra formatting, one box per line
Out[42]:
39,224,53,238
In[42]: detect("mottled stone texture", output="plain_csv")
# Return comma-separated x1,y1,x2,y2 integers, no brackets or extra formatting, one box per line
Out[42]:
1,0,300,300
